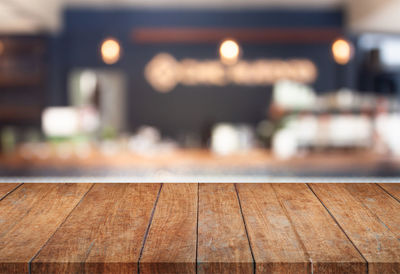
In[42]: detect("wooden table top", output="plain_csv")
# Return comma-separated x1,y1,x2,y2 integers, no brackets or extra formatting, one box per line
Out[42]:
0,183,399,273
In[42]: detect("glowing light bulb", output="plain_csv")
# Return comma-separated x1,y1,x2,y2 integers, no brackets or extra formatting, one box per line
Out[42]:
332,38,353,65
101,38,121,64
219,39,240,65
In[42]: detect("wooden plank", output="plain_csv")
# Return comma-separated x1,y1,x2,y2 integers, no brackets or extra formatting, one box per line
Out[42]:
236,184,309,273
271,184,366,273
197,183,253,274
0,183,21,200
0,183,93,273
310,183,400,273
343,183,400,238
378,183,400,202
140,183,197,274
31,183,160,274
0,184,55,239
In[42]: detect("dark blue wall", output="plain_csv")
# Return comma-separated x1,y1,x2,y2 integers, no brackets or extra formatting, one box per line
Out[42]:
51,8,345,137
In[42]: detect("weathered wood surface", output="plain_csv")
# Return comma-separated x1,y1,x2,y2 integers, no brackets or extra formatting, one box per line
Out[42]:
197,183,253,274
31,184,160,274
310,183,400,273
0,183,399,274
271,184,366,273
140,183,197,274
236,183,309,273
0,183,92,273
0,183,21,200
343,183,400,237
378,183,400,202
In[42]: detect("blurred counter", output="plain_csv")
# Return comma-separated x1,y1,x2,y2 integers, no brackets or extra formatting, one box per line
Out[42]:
1,148,400,178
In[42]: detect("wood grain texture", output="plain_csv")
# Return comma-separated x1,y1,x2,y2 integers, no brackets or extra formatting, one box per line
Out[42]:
0,183,399,274
197,183,253,274
272,184,366,273
236,184,309,274
343,183,400,238
0,183,21,200
309,183,400,273
0,183,92,273
378,183,400,202
140,183,197,274
31,183,160,274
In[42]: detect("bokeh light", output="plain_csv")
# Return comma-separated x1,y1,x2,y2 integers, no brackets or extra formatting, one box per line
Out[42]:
332,38,353,65
101,38,121,65
219,39,240,65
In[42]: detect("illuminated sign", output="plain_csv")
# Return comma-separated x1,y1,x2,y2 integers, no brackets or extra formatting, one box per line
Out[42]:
145,53,318,93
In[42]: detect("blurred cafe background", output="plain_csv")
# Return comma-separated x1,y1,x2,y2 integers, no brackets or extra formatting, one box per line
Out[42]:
1,0,400,180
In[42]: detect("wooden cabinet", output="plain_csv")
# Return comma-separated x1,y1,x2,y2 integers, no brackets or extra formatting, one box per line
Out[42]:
0,37,46,125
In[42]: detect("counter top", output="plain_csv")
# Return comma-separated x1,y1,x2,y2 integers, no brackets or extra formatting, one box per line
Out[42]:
0,183,399,273
1,149,400,178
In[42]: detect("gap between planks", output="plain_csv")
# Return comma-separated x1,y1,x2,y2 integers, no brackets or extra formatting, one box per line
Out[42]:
305,183,369,272
0,183,23,201
376,183,400,203
137,183,164,274
234,184,256,274
27,184,95,274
